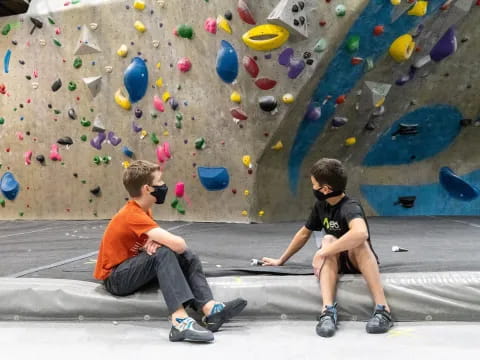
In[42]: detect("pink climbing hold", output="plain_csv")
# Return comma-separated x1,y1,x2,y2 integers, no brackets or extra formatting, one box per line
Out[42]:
156,142,172,163
254,78,277,90
177,57,192,72
231,107,248,120
204,17,217,34
24,150,33,165
237,0,256,25
49,144,62,161
55,28,61,35
16,132,24,140
153,95,165,112
175,182,185,197
242,56,259,78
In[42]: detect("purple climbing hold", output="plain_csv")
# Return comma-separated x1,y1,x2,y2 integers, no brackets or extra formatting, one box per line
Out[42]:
108,131,122,146
396,66,417,86
169,98,179,111
90,132,106,150
305,102,322,122
287,58,305,79
278,48,294,66
430,27,457,63
132,121,142,133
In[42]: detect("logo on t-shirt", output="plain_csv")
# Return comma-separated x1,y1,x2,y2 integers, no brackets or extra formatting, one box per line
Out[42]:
323,217,340,231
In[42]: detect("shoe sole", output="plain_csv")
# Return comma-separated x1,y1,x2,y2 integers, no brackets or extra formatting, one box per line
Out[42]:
206,299,248,332
170,329,214,343
366,324,393,334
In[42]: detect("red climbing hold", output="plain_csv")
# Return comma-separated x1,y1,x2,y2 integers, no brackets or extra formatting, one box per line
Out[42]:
0,84,6,95
335,95,346,105
230,107,248,120
237,0,256,25
254,78,277,90
319,21,326,27
351,57,363,65
242,56,259,78
373,25,384,36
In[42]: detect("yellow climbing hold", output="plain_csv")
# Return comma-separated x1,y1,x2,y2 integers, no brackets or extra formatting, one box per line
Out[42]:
217,15,232,34
408,1,428,16
230,91,242,103
133,0,145,10
162,91,171,102
345,137,356,146
244,190,250,196
114,88,131,110
140,130,148,139
241,210,248,216
242,155,252,167
271,140,284,151
282,93,295,104
375,97,385,108
258,210,265,217
391,0,401,5
117,44,128,57
242,24,290,51
156,62,161,69
122,161,130,169
134,20,146,33
163,130,169,136
389,34,415,63
156,77,163,87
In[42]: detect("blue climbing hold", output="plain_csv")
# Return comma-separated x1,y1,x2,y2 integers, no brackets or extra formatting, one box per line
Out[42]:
439,167,480,201
216,40,238,84
0,172,20,200
4,49,11,73
122,146,134,158
124,57,148,103
198,167,230,191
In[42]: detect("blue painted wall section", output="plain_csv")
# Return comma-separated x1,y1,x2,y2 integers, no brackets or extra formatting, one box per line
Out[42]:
362,105,463,166
288,0,446,193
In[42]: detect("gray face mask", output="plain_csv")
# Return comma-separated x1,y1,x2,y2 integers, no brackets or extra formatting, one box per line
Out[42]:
150,184,168,204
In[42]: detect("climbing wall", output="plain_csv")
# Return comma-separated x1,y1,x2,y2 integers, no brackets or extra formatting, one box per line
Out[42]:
1,0,479,222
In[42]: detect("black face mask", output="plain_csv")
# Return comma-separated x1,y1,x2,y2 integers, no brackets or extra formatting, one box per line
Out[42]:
313,189,343,202
150,184,168,204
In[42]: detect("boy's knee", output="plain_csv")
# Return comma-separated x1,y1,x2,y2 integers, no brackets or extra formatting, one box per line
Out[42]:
154,246,176,260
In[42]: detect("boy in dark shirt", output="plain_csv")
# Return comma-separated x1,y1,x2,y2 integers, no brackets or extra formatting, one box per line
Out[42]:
262,158,393,337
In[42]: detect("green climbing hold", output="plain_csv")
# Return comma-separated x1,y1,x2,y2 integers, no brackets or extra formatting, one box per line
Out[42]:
48,17,55,25
89,199,93,203
175,115,183,129
73,57,82,69
2,24,11,36
0,117,4,125
151,133,160,144
53,39,62,47
177,24,194,39
176,202,186,215
194,137,206,150
81,118,91,127
80,135,87,141
151,112,158,119
93,156,101,165
68,81,77,91
0,199,5,207
54,109,61,114
102,156,110,164
81,180,87,184
346,35,360,53
19,212,24,217
72,0,81,4
176,113,183,121
171,198,179,208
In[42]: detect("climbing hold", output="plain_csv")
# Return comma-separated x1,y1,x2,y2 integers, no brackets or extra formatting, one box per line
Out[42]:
237,0,256,25
439,167,480,201
351,57,364,65
105,66,113,73
282,93,295,104
175,115,183,129
217,15,232,34
198,167,230,191
345,137,356,146
391,0,401,4
162,92,171,102
153,95,165,112
151,133,159,145
156,77,163,88
122,146,134,158
408,1,428,16
194,137,206,150
51,78,62,92
93,156,101,165
68,108,77,120
175,182,185,198
216,40,238,84
258,210,265,217
89,23,98,30
124,57,148,103
332,117,348,128
305,102,322,122
314,38,327,52
389,34,415,63
242,56,259,78
135,108,143,119
36,154,45,163
242,155,252,168
254,78,277,90
53,39,62,47
68,81,77,91
267,0,308,39
259,96,278,112
336,95,346,105
90,132,106,150
134,0,145,10
176,24,194,39
29,17,43,35
373,25,384,36
156,142,171,163
57,136,73,146
430,27,457,63
73,57,83,69
117,44,128,57
0,172,19,200
278,48,305,79
244,190,250,196
1,24,11,36
243,24,289,51
74,25,102,55
241,210,248,216
24,151,33,165
83,76,102,98
169,98,179,111
204,18,217,34
140,130,148,139
90,186,101,196
224,10,233,21
231,108,248,121
345,35,360,53
230,91,242,103
134,21,146,32
177,57,192,72
49,144,62,161
108,131,122,146
335,4,346,16
122,161,130,169
0,117,4,125
0,199,4,207
271,141,283,150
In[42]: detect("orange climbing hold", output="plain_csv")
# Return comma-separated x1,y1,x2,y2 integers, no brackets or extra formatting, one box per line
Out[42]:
335,95,346,105
373,25,384,36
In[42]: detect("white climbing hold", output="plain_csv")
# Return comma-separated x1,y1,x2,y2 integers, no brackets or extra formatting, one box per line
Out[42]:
39,39,46,46
92,114,106,132
152,40,160,48
74,25,102,55
104,65,113,73
89,23,98,30
83,76,102,98
268,0,308,39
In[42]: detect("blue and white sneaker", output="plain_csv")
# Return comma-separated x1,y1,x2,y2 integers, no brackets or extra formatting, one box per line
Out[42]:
169,317,214,342
203,298,248,332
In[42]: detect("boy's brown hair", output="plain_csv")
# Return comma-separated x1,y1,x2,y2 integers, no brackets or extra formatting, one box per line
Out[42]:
123,160,161,197
310,158,347,192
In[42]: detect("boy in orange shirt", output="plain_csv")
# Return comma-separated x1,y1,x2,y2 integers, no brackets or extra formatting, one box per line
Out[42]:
94,160,247,343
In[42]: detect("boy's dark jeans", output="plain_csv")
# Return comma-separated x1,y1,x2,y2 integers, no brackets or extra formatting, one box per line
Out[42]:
104,247,214,314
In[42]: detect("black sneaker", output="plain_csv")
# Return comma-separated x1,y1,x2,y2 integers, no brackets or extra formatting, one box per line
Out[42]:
203,298,248,332
366,305,393,334
316,304,337,338
169,317,214,342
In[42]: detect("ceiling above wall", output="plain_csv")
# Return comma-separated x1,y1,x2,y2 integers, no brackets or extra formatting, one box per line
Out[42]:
0,0,30,17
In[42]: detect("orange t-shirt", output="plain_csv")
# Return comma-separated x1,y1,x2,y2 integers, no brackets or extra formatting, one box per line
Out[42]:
93,200,159,280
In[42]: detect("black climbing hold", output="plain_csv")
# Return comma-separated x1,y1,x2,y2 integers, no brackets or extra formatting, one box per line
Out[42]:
292,4,299,12
392,123,419,136
395,196,416,208
306,59,314,65
169,98,179,111
19,104,24,108
26,75,31,80
299,16,305,25
29,17,43,35
460,119,473,127
293,19,299,26
36,154,45,163
26,131,30,136
365,121,376,131
224,10,233,20
51,79,62,92
298,1,305,10
134,108,143,118
73,173,78,178
259,96,278,112
68,108,77,120
12,40,18,46
48,104,52,109
57,136,73,145
90,186,101,196
19,60,25,65
303,52,312,59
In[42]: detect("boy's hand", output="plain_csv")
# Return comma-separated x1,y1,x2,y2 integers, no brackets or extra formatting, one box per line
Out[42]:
312,250,326,278
142,238,162,255
261,257,283,266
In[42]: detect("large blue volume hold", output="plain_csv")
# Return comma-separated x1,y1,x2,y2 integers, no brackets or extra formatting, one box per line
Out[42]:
1,172,20,200
439,167,480,201
216,40,238,84
198,167,230,191
124,57,149,103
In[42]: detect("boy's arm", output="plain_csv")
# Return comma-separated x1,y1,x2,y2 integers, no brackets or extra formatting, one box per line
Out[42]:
262,226,312,266
317,218,368,257
145,227,187,254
